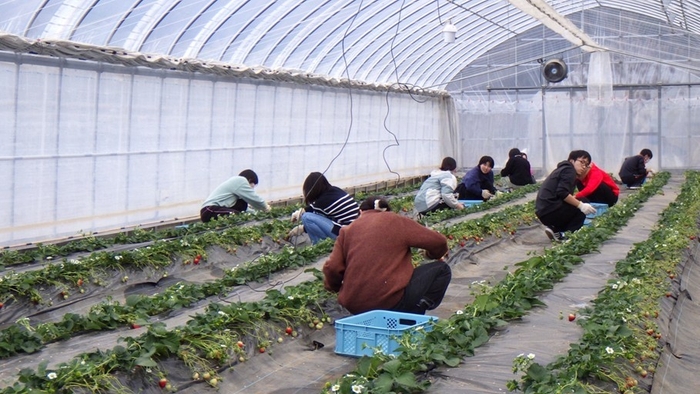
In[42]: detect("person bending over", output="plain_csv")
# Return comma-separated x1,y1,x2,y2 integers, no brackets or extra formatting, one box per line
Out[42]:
200,169,270,223
500,148,536,187
414,157,464,216
619,148,654,189
576,162,619,207
287,172,360,244
536,150,598,242
323,197,451,315
456,155,497,201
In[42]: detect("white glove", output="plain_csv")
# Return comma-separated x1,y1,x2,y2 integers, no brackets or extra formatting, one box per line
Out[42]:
578,202,597,215
291,208,305,222
648,168,656,176
481,190,494,200
495,191,504,198
287,225,305,238
263,202,271,212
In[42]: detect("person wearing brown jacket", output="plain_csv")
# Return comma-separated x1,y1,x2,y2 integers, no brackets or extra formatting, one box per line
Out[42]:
323,196,451,315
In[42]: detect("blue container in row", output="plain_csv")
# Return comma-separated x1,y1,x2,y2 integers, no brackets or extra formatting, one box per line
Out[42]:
334,310,438,357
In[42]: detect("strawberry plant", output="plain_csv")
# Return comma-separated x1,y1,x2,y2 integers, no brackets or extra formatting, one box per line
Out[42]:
322,173,669,394
509,171,697,393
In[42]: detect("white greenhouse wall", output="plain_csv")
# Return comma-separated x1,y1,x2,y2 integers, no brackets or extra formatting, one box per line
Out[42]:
0,55,451,247
456,86,700,178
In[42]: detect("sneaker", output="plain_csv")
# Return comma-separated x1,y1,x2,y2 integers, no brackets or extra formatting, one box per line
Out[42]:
544,227,556,241
628,185,641,190
545,227,566,242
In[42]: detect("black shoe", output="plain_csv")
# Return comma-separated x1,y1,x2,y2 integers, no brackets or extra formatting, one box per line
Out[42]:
545,227,566,242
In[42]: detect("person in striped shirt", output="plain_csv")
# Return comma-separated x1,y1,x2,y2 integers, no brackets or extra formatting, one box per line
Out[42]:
288,172,360,244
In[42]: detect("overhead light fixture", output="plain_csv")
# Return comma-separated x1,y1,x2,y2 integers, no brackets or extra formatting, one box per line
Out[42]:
442,20,457,44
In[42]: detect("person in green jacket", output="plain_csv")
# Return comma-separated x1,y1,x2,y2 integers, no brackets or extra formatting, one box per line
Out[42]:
200,169,270,222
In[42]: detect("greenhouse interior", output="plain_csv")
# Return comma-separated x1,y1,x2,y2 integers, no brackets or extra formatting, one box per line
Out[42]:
1,1,699,393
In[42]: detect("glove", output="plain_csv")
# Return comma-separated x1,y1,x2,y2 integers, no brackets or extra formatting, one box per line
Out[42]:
481,190,494,200
494,191,504,198
264,202,271,212
577,202,597,215
290,208,305,222
287,225,305,238
647,168,656,176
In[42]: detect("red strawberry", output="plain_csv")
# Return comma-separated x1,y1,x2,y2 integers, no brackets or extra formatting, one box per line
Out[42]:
568,313,576,322
77,278,83,287
285,327,293,335
131,323,141,329
159,378,167,388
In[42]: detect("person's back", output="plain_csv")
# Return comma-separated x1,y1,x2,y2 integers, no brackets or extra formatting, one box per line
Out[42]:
308,186,359,227
619,149,653,188
535,160,576,217
200,170,269,222
323,197,450,315
414,169,460,213
414,157,463,215
501,155,535,186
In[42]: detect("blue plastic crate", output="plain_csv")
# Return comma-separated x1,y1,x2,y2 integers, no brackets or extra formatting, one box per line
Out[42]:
334,310,437,357
586,203,609,219
458,199,483,207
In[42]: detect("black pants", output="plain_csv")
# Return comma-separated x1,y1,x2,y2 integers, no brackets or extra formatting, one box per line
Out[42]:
537,203,587,234
621,174,646,188
455,183,484,201
390,261,452,315
200,200,248,223
576,182,618,207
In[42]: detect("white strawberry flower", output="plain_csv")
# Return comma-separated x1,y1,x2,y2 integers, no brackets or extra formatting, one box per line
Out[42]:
47,372,57,380
331,385,340,392
606,347,614,354
352,385,364,393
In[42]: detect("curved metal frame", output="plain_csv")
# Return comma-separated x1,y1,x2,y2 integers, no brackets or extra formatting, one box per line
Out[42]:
2,0,697,88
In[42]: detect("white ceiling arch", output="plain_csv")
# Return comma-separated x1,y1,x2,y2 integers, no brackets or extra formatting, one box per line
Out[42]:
1,0,699,89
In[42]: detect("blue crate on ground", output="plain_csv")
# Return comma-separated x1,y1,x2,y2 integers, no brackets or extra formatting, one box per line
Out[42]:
458,199,483,207
334,310,438,357
586,203,609,219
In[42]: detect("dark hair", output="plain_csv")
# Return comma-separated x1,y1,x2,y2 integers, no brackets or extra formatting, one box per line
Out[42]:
640,148,653,159
567,150,591,162
478,155,494,167
302,172,333,205
359,196,392,212
508,148,521,159
239,169,259,185
440,157,457,171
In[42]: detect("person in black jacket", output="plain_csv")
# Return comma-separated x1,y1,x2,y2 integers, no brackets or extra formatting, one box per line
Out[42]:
535,150,598,241
500,148,537,187
618,149,654,189
287,172,360,244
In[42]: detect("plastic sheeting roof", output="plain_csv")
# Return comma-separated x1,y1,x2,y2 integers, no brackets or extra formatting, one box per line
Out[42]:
0,0,699,89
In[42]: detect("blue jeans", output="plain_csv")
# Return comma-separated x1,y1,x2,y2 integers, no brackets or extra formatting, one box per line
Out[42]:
301,212,337,244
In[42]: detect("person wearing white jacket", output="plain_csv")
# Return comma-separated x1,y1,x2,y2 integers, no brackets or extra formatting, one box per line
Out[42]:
414,157,464,216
